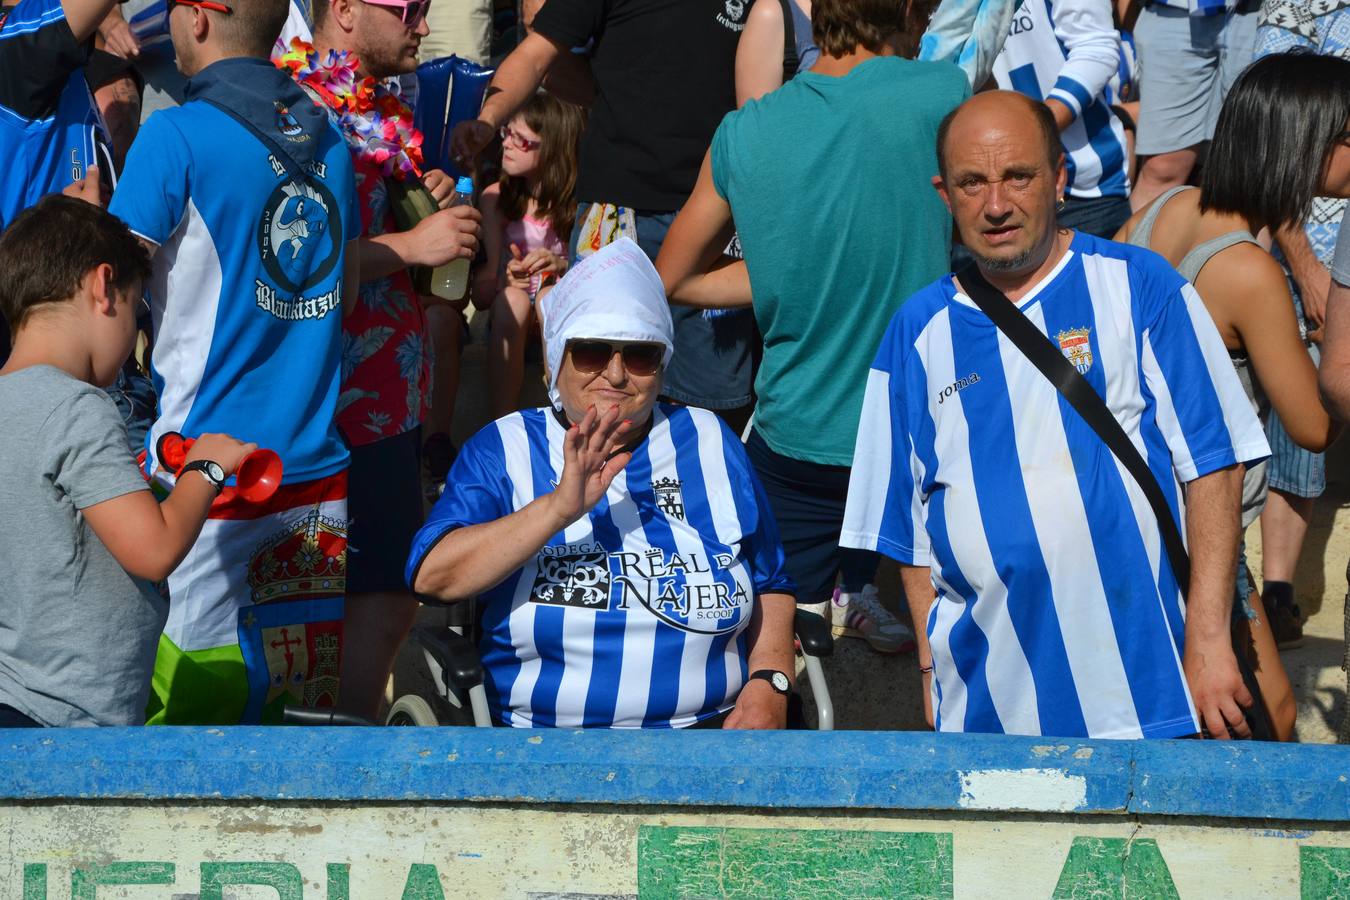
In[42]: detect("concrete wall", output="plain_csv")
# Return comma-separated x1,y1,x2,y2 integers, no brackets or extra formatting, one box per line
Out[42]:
2,728,1348,898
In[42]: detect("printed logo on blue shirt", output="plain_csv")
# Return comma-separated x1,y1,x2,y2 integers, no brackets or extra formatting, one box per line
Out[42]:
530,540,750,634
255,179,343,321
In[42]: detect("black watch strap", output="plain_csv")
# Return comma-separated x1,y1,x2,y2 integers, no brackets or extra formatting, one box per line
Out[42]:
180,459,225,494
749,669,791,695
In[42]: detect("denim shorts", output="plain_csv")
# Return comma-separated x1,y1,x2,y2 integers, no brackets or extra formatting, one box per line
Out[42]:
347,426,424,594
1266,340,1325,499
568,201,755,410
1133,5,1258,155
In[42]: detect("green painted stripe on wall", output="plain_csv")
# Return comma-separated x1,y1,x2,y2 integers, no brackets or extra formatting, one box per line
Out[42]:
1301,846,1350,900
636,826,954,899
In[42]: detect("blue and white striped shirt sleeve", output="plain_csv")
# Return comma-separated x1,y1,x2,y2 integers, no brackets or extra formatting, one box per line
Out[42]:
404,424,513,589
1134,265,1271,483
1045,0,1121,123
841,316,931,566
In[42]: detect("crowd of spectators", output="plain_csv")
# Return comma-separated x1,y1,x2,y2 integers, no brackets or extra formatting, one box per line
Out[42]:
0,0,1348,743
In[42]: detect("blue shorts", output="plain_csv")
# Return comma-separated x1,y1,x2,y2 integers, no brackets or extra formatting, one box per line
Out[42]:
568,201,755,410
1266,343,1325,499
744,428,879,604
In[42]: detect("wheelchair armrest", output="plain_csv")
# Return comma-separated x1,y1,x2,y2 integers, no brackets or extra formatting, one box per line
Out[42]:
281,706,375,726
411,624,485,690
794,608,834,658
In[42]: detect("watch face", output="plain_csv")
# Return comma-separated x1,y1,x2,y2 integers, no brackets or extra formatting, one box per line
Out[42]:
206,462,225,482
771,672,790,692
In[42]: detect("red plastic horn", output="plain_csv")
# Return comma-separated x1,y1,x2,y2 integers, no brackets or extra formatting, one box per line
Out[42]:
156,431,283,503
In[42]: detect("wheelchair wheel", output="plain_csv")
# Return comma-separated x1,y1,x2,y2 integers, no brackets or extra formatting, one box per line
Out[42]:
385,694,441,726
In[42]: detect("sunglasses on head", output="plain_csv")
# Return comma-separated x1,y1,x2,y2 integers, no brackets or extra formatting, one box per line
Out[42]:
167,0,233,13
567,340,664,377
361,0,430,27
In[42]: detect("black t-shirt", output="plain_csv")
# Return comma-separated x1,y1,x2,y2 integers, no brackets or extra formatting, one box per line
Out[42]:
532,0,748,212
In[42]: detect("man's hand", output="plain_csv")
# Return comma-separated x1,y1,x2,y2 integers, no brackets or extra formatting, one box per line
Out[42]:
422,169,456,209
62,165,106,207
1296,263,1332,332
183,432,258,478
1183,636,1253,739
98,11,140,58
404,205,482,267
547,405,635,525
450,119,497,168
1044,97,1074,131
723,678,788,729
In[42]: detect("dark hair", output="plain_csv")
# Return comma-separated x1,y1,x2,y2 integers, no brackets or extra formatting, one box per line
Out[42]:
215,0,292,56
498,92,586,242
1200,52,1350,230
812,0,939,58
0,196,152,336
935,92,1061,181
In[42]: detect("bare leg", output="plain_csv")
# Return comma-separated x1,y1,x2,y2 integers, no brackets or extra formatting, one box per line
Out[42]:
1130,146,1201,211
423,305,464,440
1259,489,1314,584
339,590,420,722
488,286,533,419
1243,590,1297,741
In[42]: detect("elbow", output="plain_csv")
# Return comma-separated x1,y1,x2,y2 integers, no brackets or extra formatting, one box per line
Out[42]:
411,561,470,602
1286,414,1341,452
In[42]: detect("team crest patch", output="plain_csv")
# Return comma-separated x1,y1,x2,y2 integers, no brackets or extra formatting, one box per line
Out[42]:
1056,327,1093,375
275,101,303,138
652,476,685,521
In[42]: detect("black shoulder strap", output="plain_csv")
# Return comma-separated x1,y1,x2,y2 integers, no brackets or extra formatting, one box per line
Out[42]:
956,263,1192,597
777,0,800,84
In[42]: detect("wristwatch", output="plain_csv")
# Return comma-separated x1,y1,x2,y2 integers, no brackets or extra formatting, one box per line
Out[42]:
749,669,791,695
180,459,226,494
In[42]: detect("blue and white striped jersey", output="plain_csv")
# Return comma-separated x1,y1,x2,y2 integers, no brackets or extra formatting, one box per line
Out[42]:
840,232,1269,740
406,404,796,729
1149,0,1235,18
992,0,1131,199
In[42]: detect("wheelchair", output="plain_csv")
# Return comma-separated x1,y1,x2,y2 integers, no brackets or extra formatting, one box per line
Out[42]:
383,597,837,729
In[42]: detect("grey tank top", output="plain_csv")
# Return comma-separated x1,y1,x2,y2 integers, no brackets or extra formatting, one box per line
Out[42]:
1127,185,1268,527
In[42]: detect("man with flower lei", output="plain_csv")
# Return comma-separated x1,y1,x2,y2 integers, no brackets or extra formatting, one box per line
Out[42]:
275,0,481,722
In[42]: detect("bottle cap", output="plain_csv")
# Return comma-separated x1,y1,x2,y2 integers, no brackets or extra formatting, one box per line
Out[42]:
455,176,474,195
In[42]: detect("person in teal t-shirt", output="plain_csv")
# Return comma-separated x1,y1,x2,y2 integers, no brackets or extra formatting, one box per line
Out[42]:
656,0,968,622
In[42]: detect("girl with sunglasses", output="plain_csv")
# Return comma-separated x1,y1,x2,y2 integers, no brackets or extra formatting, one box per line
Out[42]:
409,240,799,731
474,92,586,418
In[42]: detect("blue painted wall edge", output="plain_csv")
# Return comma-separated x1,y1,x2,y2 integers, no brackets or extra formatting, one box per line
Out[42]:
0,728,1345,823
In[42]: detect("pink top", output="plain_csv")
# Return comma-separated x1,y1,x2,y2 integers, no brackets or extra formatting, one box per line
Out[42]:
504,213,566,263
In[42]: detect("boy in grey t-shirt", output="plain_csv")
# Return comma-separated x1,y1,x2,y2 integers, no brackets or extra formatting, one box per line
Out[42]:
0,196,255,727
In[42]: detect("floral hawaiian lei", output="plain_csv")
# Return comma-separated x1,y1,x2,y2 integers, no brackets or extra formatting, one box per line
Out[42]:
274,37,424,180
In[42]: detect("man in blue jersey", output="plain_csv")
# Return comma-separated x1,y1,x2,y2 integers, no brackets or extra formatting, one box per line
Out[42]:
108,0,361,724
991,0,1132,237
841,91,1270,741
0,0,125,360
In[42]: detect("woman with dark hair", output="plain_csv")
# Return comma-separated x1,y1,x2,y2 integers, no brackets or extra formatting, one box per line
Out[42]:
1115,51,1350,741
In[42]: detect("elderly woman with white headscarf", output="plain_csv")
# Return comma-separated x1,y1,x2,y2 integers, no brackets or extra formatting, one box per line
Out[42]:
406,240,798,729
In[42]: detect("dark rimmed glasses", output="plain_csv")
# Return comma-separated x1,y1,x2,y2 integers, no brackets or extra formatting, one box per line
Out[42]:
567,340,664,377
361,0,431,28
500,125,542,152
167,0,233,13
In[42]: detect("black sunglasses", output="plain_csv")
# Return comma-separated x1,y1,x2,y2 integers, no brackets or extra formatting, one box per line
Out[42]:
567,340,664,376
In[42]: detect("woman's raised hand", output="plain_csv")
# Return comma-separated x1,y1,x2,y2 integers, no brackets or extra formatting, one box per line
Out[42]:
548,405,635,525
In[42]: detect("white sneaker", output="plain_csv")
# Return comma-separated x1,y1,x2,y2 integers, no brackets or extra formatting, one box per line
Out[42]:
834,585,915,655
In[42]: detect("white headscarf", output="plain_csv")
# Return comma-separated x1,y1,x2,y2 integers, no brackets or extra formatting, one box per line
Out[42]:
538,238,675,410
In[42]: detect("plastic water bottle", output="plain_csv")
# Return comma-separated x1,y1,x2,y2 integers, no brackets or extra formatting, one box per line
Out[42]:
429,176,474,302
